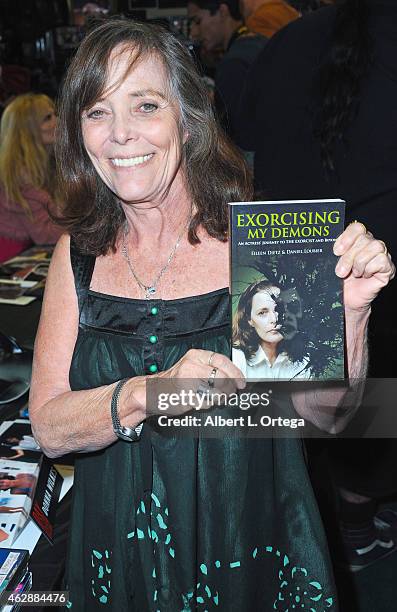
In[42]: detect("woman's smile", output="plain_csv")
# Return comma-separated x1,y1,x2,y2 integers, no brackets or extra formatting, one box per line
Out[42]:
110,153,154,168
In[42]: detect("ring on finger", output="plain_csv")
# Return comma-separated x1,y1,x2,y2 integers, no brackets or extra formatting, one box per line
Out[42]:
208,367,218,388
196,383,208,397
208,352,216,367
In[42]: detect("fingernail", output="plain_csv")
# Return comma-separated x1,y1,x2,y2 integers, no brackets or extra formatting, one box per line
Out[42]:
335,262,347,277
334,242,343,255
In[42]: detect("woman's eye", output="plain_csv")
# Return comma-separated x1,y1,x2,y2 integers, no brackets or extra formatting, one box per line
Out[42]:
140,102,158,113
86,109,105,119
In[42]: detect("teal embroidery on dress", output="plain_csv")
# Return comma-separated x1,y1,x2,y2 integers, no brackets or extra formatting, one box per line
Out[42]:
180,547,334,611
151,493,161,507
129,494,335,612
262,548,334,611
156,513,167,529
129,494,177,607
90,549,112,605
181,582,220,609
129,497,175,558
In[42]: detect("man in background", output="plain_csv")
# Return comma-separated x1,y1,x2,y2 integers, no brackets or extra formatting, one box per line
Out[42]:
187,0,266,141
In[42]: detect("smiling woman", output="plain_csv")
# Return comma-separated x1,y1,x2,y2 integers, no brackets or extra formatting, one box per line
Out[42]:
28,16,394,612
55,20,250,257
81,51,186,208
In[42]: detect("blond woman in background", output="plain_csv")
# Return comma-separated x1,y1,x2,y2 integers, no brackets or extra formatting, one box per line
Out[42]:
0,93,62,262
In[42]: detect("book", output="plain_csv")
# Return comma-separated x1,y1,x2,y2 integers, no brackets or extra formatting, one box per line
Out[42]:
1,570,33,612
0,420,74,547
0,422,40,547
30,457,63,544
229,199,346,381
0,549,29,595
0,458,40,547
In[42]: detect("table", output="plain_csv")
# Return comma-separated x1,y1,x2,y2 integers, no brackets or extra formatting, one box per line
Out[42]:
0,300,42,351
0,294,71,611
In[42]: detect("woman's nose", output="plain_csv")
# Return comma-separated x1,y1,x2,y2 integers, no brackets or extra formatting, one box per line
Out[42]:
110,113,138,145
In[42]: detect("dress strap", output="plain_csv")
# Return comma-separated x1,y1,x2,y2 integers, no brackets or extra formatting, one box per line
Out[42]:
69,237,96,314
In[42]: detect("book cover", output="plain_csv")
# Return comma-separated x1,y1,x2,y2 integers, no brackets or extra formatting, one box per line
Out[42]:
0,458,40,547
0,422,41,457
30,456,63,545
1,571,33,612
0,548,29,594
229,200,346,381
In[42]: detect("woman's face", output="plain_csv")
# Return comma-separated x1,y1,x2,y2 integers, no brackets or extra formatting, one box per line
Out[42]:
39,104,57,146
81,47,186,205
248,288,283,346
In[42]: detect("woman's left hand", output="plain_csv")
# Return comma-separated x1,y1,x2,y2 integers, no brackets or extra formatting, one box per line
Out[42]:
334,222,395,312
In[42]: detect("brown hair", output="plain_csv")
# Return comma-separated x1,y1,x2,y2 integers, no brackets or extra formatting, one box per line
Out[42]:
55,18,252,255
232,280,281,359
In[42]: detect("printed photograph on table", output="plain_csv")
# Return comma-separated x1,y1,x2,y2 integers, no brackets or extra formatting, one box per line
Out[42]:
0,459,40,546
0,447,40,464
230,199,345,381
0,423,41,454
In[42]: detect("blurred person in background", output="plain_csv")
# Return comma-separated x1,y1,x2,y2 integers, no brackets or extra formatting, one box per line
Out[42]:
239,0,300,38
187,0,266,142
0,93,62,262
239,0,397,573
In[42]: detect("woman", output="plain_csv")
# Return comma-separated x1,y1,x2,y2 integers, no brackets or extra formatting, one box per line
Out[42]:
0,93,62,262
29,19,393,611
232,280,310,380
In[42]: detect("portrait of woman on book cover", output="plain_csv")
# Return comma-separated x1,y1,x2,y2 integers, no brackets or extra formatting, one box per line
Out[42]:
232,279,312,380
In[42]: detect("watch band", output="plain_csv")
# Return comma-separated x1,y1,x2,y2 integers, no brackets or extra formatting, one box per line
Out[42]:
111,378,142,442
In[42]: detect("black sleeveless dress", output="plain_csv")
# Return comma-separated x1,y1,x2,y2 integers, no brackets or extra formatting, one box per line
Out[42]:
65,244,337,611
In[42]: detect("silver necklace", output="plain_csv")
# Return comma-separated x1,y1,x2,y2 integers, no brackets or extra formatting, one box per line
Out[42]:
121,216,190,299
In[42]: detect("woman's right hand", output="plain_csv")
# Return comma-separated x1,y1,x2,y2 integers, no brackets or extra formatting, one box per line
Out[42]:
146,349,246,416
110,349,247,428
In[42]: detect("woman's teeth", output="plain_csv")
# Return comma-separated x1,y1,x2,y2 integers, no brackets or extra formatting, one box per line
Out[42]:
111,154,153,167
